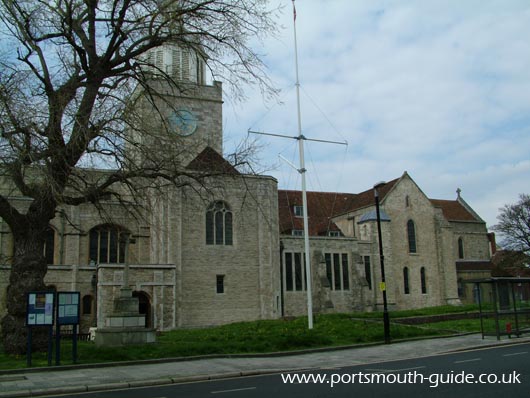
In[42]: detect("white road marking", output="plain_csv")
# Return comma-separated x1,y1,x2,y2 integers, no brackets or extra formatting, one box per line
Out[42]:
211,387,257,394
503,351,528,357
364,366,426,373
454,358,481,364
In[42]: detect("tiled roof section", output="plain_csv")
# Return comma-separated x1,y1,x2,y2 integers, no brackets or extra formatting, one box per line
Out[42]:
186,146,240,175
277,178,401,236
430,199,478,222
456,260,494,271
343,177,400,213
278,190,358,236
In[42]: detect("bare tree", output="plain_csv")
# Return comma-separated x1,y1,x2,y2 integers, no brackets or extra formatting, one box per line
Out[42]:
0,0,278,354
493,194,530,255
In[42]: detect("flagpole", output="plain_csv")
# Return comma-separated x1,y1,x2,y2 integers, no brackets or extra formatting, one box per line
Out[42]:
249,2,346,330
292,0,313,330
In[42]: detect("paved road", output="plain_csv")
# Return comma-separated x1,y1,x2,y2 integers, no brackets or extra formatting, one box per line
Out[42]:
38,343,530,397
1,334,529,397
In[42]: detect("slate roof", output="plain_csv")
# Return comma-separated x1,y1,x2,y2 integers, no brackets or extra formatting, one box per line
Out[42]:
358,209,391,223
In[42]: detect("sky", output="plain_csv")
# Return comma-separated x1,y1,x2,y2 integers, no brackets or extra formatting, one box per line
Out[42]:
221,0,530,230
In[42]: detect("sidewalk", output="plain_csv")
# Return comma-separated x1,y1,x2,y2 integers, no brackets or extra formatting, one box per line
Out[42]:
1,334,529,397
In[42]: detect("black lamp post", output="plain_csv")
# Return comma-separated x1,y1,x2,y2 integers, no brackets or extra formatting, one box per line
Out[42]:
374,181,391,344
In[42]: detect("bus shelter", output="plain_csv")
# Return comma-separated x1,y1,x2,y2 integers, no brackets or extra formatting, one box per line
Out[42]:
469,277,530,340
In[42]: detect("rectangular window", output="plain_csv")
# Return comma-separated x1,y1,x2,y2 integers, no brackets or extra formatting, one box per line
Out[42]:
333,253,341,290
364,256,372,290
216,275,224,294
285,252,305,292
291,229,304,237
342,254,349,290
294,205,303,217
328,231,341,237
294,253,303,291
324,253,349,291
285,253,293,291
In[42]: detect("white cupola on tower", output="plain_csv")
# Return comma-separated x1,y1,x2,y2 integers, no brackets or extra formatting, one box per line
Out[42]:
144,43,207,84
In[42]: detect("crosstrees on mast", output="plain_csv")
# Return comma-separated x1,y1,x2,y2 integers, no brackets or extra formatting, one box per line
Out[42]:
248,0,347,330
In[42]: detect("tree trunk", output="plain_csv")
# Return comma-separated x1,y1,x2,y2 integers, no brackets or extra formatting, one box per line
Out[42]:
1,229,48,355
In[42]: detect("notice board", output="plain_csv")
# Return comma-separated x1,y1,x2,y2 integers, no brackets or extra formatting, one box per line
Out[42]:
26,292,55,326
57,292,80,325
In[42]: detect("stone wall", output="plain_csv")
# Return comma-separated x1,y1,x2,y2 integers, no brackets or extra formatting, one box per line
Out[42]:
280,236,365,316
96,264,177,331
130,80,223,166
171,174,280,327
451,221,491,260
382,175,446,309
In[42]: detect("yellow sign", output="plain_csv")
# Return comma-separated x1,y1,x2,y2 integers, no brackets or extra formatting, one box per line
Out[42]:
380,282,386,292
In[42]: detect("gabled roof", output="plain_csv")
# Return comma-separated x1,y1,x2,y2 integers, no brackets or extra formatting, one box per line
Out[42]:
278,171,485,236
186,146,240,175
430,199,479,222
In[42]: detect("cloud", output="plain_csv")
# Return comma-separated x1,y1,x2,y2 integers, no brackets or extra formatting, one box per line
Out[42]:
224,0,530,229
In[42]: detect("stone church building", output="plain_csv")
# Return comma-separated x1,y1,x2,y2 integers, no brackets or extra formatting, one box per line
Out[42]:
0,45,494,334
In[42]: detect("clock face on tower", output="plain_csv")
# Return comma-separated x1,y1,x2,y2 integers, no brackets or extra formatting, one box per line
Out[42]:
168,109,198,136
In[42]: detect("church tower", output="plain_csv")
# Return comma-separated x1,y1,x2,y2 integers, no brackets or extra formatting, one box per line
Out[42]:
127,43,223,167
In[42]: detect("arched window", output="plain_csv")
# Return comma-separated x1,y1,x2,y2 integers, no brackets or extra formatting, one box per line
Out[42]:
82,295,94,315
403,267,410,294
458,237,464,259
420,267,427,294
89,224,127,264
407,220,417,253
206,201,233,245
44,227,55,265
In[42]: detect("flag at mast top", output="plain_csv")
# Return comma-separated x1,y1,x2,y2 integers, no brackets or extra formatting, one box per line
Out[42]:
292,0,296,21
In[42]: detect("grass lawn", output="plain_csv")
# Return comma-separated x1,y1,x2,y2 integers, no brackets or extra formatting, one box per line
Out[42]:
0,305,485,370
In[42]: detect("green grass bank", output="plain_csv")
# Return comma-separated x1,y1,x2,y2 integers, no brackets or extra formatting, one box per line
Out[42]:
0,305,486,370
